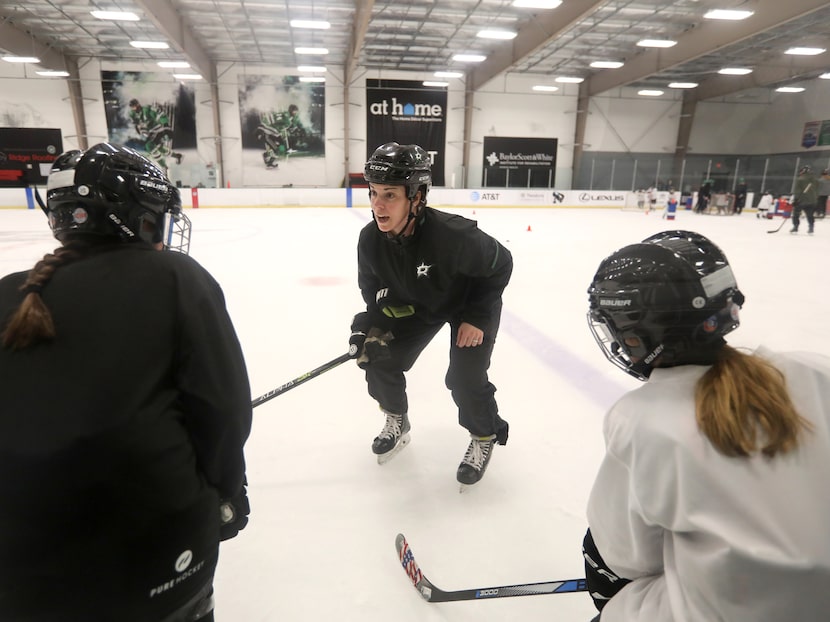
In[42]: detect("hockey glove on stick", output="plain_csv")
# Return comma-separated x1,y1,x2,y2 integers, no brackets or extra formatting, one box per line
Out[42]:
219,485,251,541
355,327,394,369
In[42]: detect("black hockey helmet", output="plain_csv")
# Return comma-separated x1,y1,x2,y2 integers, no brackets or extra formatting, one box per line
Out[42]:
587,230,745,380
364,142,432,205
45,143,190,253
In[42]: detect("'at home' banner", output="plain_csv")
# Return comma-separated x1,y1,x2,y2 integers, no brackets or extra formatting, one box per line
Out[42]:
366,79,446,186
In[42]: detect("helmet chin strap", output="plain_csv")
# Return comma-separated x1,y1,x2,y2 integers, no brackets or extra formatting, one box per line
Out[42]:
388,194,423,242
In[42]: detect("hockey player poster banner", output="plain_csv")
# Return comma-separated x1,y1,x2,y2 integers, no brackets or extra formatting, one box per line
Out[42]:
366,79,446,186
238,75,325,187
101,71,197,186
0,127,62,187
482,136,557,188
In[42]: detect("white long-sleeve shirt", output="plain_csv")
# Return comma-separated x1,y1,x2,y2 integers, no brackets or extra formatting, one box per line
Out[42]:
587,348,830,621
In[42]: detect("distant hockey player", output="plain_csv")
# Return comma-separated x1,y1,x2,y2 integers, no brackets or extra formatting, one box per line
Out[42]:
349,142,512,486
694,180,711,213
756,189,774,219
817,168,830,219
582,230,830,621
128,98,183,170
734,177,748,214
791,164,818,234
0,143,251,621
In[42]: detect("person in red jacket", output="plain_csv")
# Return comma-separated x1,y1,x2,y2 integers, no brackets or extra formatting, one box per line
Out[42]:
0,143,252,622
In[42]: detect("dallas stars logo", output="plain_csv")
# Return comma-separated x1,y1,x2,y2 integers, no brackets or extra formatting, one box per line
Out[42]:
416,262,432,278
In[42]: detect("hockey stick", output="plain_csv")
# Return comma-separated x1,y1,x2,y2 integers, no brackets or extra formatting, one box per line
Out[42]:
395,533,587,603
767,215,790,234
251,347,355,408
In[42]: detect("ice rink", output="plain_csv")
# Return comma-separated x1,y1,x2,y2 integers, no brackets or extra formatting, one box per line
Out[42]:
2,204,828,621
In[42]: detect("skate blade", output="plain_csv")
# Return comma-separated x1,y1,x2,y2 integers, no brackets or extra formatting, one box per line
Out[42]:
377,434,410,465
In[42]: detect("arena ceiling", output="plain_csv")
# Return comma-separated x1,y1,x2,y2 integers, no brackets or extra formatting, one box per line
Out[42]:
1,0,828,102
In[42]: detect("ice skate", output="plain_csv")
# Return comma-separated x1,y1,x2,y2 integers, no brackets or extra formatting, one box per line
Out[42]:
373,410,410,465
457,434,497,489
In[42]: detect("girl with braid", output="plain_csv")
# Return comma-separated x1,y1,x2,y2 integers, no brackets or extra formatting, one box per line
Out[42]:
0,144,252,622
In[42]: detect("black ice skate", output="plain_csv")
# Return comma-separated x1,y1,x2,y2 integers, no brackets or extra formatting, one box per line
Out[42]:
456,434,497,488
373,410,410,464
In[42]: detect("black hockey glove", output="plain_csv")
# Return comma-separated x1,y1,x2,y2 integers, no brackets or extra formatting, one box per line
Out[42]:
349,331,366,359
219,485,250,541
582,528,631,612
376,287,415,319
355,327,394,369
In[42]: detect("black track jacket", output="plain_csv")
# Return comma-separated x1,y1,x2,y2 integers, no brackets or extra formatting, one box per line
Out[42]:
0,244,252,621
354,207,512,333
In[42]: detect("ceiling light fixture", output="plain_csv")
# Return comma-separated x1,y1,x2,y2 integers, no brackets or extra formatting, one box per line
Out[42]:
718,67,753,75
295,47,329,55
669,82,698,88
453,54,487,63
423,81,449,87
820,73,830,79
290,20,330,29
91,10,139,21
298,65,326,72
638,89,664,96
130,41,169,49
785,47,826,56
590,61,624,69
532,85,559,92
512,0,562,8
477,30,517,40
776,86,805,93
2,56,40,63
299,76,325,82
173,73,202,80
704,9,754,20
434,71,463,78
637,39,677,48
555,76,584,83
158,61,190,68
36,70,70,77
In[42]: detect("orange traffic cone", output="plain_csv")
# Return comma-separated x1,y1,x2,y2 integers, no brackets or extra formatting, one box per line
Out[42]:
527,225,532,232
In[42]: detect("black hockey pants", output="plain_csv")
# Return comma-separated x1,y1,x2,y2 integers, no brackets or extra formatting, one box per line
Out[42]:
363,307,509,440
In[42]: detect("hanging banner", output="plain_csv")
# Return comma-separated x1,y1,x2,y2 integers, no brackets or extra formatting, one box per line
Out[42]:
366,79,446,186
482,136,557,188
0,127,62,187
238,75,325,187
101,71,198,186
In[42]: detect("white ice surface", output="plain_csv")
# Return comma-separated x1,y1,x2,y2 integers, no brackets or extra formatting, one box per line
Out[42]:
2,205,828,621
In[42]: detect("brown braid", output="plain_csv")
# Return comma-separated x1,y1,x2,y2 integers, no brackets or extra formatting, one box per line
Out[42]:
1,242,90,351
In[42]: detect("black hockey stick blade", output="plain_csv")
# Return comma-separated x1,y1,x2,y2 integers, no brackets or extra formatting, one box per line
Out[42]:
251,350,353,408
395,533,587,603
767,215,790,233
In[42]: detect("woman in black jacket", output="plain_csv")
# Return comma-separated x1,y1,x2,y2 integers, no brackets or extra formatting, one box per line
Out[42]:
0,144,252,622
350,142,513,487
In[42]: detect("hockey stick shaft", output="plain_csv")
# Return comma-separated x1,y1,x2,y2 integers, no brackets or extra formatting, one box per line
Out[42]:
395,533,587,603
251,351,352,408
767,215,790,233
